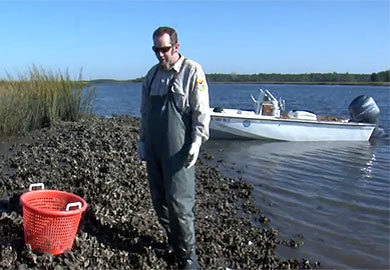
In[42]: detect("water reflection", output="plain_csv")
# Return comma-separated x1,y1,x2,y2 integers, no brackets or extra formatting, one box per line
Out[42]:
202,139,389,269
203,140,376,180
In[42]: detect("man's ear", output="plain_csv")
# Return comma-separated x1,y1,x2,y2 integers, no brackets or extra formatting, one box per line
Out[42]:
174,43,180,52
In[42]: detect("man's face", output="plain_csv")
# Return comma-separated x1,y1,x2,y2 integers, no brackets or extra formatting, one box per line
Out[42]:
153,33,179,70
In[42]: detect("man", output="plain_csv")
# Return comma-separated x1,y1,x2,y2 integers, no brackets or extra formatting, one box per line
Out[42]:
138,26,210,269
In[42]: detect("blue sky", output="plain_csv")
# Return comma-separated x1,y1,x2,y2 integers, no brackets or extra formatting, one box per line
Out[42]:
0,0,389,80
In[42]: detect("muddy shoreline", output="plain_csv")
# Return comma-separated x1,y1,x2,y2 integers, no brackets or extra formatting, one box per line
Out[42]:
0,116,318,269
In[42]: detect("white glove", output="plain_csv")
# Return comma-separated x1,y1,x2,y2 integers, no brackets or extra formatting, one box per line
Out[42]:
137,141,146,161
186,142,200,168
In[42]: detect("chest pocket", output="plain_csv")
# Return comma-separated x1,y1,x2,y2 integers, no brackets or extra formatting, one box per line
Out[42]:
171,80,190,114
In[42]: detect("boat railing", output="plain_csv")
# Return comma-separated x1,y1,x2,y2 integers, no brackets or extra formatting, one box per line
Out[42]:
251,89,283,117
251,89,265,114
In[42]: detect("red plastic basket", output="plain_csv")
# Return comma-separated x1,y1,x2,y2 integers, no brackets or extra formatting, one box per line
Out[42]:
19,183,87,255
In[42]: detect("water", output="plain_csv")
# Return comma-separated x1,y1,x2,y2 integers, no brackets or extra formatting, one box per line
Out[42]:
92,82,390,269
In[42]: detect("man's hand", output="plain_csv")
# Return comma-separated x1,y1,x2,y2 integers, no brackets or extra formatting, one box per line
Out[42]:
137,141,146,161
186,142,200,168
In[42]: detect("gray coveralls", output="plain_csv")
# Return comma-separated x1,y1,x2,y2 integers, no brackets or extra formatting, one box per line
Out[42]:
141,57,209,266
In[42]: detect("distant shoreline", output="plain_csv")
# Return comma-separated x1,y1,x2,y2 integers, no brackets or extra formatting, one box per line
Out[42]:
86,69,389,86
87,79,390,87
208,81,390,86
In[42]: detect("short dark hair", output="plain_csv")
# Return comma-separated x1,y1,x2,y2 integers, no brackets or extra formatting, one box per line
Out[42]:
153,26,178,45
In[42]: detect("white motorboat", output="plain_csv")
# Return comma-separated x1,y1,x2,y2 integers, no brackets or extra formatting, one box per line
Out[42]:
209,89,380,141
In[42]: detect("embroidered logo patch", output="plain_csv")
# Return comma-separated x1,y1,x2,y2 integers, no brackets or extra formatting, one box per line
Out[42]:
196,78,207,91
243,120,251,127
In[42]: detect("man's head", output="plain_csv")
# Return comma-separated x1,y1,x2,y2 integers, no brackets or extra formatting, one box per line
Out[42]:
152,26,180,70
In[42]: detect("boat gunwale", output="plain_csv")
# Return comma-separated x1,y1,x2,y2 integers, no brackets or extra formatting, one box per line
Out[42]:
210,111,376,128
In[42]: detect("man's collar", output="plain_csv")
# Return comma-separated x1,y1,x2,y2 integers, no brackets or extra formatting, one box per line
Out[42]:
172,54,185,73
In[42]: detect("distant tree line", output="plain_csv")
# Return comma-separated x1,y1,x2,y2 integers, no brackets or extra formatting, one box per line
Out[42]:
206,70,390,83
130,70,389,84
370,70,390,82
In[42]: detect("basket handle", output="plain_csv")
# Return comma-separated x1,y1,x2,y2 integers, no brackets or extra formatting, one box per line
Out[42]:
66,202,82,212
28,183,45,191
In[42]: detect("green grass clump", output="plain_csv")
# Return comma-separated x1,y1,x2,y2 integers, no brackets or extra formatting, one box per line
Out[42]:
0,66,95,136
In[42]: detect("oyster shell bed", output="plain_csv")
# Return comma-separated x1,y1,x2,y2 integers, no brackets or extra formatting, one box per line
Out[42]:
0,116,319,269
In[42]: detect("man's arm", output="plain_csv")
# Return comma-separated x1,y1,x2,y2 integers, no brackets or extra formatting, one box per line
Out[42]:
189,63,210,146
186,62,210,168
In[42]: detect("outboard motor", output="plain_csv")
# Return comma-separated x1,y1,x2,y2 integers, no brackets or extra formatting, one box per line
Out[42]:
349,95,386,138
349,95,380,124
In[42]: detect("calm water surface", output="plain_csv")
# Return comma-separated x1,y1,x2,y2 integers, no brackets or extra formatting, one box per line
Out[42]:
92,82,390,270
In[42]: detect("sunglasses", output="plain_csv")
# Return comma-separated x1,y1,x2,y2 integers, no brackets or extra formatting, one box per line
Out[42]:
152,45,173,54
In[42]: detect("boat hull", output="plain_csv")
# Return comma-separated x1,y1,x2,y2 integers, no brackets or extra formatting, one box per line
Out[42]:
210,109,376,141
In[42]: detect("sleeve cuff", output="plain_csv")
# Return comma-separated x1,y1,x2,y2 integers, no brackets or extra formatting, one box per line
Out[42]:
193,136,202,147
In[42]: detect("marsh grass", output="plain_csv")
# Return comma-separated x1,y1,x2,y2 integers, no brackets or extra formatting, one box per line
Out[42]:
0,66,95,136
